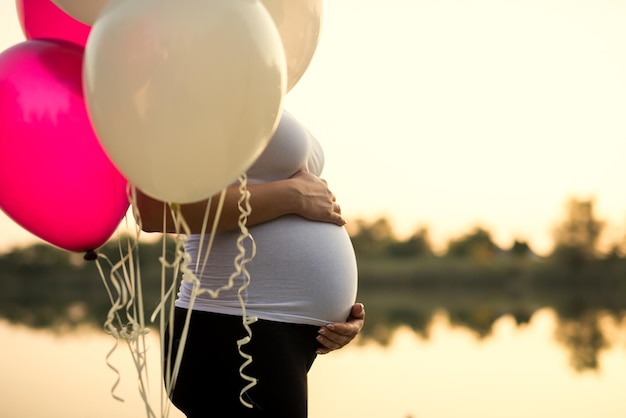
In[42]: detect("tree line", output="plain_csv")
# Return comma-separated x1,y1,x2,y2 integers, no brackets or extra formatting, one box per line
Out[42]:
349,196,618,266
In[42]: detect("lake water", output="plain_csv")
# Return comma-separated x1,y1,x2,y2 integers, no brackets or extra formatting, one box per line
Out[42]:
1,308,625,418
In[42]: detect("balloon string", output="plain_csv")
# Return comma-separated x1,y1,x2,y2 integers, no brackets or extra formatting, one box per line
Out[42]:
122,189,163,418
129,187,185,418
233,173,259,408
159,209,192,410
126,188,197,417
90,187,172,418
197,189,227,277
145,196,218,415
157,217,178,418
99,181,258,414
92,228,155,418
170,174,258,408
93,256,125,403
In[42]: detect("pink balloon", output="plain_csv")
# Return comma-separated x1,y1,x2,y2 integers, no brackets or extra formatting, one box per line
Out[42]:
0,39,129,255
15,0,91,46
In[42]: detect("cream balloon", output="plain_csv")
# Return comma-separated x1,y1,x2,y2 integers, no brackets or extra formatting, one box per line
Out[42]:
52,0,108,25
56,0,323,89
261,0,323,92
83,0,286,203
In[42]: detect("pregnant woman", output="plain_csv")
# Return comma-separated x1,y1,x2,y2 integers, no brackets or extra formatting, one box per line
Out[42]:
136,110,362,417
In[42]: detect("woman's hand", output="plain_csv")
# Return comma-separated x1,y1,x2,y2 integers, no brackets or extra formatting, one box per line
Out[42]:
289,170,345,226
316,303,365,354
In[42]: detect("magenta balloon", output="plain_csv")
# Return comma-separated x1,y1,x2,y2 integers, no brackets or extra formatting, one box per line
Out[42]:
15,0,91,46
0,39,129,254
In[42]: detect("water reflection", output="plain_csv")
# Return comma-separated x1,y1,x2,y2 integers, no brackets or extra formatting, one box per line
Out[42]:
1,278,625,375
312,310,626,418
2,308,625,418
356,287,626,373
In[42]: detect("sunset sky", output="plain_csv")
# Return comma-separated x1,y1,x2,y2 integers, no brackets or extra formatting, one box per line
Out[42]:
2,0,626,255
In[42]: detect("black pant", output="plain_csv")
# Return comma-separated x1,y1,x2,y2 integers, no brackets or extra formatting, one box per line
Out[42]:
164,307,320,418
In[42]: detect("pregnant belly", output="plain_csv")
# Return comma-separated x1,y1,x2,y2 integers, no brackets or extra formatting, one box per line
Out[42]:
243,216,359,325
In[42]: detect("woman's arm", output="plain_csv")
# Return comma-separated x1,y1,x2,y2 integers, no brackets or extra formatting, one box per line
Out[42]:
135,170,345,233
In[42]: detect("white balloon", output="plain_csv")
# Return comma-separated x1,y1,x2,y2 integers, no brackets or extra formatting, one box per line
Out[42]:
55,0,324,91
52,0,108,25
261,0,323,91
84,0,287,203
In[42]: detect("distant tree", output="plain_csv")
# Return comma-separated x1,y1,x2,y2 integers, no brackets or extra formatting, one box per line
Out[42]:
348,217,395,257
445,226,500,261
551,197,604,264
508,239,533,258
604,244,624,261
386,227,434,258
1,242,75,268
602,231,626,261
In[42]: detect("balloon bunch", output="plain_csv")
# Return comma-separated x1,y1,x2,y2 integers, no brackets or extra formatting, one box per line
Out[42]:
0,0,323,255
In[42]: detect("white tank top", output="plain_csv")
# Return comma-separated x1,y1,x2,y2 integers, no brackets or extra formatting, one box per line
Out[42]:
175,110,358,326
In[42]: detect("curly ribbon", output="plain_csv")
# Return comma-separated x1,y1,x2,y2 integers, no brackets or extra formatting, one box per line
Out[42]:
169,174,259,408
91,175,258,417
92,213,156,417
